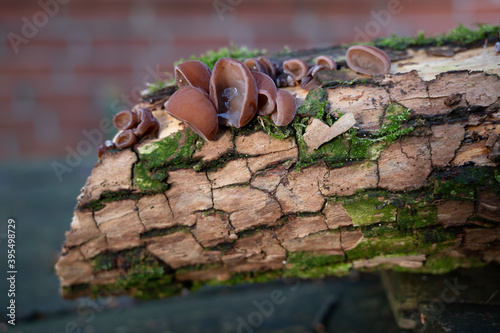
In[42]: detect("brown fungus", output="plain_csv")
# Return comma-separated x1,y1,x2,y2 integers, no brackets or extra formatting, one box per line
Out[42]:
252,72,277,116
209,57,258,128
244,58,269,76
115,130,138,149
300,65,326,91
113,110,139,131
271,89,296,126
282,58,308,81
275,73,296,88
134,108,160,138
345,45,391,75
97,140,116,159
175,60,212,93
165,86,218,141
315,55,336,70
257,56,276,77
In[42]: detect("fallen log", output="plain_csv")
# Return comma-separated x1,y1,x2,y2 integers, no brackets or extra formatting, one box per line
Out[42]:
56,29,500,301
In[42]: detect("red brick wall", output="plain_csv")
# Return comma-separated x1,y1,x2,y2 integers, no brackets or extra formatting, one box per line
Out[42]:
1,0,499,161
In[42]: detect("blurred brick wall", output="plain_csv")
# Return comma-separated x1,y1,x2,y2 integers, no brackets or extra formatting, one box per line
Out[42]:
1,0,499,161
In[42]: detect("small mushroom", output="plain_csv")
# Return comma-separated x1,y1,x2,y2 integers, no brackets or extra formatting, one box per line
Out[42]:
165,86,218,141
175,60,212,92
315,55,336,70
209,57,258,128
271,89,296,126
257,56,277,77
251,72,277,116
275,73,296,88
113,110,139,131
244,58,269,75
345,45,391,75
97,140,116,159
134,108,160,138
282,58,309,81
115,130,138,149
300,65,326,91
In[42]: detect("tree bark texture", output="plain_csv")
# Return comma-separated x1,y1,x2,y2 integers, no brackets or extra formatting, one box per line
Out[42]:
56,43,500,300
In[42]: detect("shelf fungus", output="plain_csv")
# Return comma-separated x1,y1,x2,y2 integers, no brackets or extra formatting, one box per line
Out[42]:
164,86,219,141
345,45,391,75
174,60,212,93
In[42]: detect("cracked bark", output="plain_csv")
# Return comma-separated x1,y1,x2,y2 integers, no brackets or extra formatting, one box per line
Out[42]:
56,44,500,300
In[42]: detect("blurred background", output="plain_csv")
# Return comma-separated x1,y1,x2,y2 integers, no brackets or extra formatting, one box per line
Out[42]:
0,0,499,332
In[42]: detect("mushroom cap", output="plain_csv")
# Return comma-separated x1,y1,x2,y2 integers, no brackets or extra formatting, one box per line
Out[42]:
282,58,309,81
113,110,139,131
257,56,276,77
115,130,138,149
244,58,269,76
251,72,277,116
134,108,160,138
345,45,391,75
97,140,116,159
209,57,259,128
175,60,212,92
271,89,296,126
165,86,218,141
275,73,297,88
315,55,336,70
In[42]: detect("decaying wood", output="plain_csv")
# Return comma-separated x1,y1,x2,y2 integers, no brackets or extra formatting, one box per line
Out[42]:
56,43,500,301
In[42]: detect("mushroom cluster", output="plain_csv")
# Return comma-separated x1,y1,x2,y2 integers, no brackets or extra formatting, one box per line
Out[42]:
97,107,160,159
165,57,297,141
275,45,391,91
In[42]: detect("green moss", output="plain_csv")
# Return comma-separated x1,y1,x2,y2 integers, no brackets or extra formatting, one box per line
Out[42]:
284,251,346,279
373,23,500,50
434,166,500,200
368,234,418,257
174,43,265,69
345,239,377,260
90,253,115,272
418,227,457,245
398,205,439,231
379,103,414,143
216,270,284,286
258,116,294,140
145,79,167,95
420,253,484,274
341,192,397,226
296,88,329,117
133,129,200,191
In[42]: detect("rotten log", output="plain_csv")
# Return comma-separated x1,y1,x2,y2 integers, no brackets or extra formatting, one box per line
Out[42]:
56,36,500,301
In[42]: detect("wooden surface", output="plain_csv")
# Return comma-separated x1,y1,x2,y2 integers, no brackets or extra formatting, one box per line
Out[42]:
56,43,500,302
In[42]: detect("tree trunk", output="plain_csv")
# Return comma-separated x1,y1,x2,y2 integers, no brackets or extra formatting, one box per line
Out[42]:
56,41,500,300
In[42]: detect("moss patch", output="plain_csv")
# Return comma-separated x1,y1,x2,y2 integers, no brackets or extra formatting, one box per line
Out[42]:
174,44,265,69
341,192,397,226
373,23,500,50
419,253,484,274
398,205,439,231
284,251,346,279
134,129,199,191
434,166,500,200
